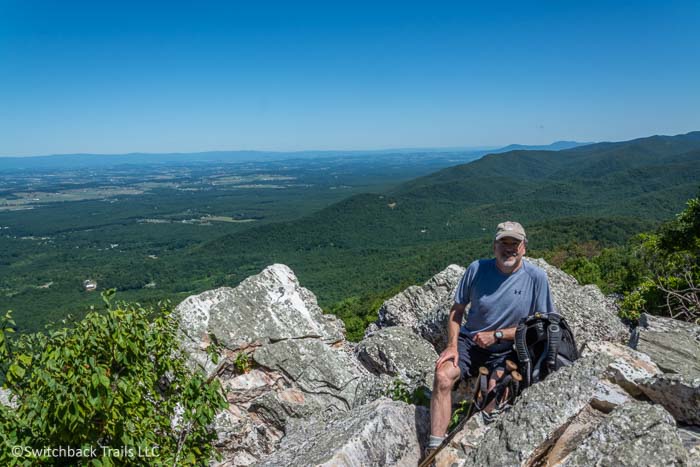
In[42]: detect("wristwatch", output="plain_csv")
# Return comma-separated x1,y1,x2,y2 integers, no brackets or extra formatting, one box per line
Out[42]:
494,330,504,343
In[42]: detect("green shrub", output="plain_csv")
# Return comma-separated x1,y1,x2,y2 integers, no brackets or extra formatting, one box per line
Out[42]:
448,399,471,432
556,193,700,325
385,379,430,407
619,281,654,322
0,291,227,466
233,352,252,375
562,257,603,289
621,195,700,323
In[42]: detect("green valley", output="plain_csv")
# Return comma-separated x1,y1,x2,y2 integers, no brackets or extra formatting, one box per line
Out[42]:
1,133,699,336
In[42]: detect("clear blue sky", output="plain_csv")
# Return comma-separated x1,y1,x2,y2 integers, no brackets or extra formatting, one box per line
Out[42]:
1,1,699,156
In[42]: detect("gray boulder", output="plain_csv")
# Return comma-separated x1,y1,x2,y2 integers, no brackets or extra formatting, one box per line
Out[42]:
543,404,609,466
584,325,700,426
175,264,345,377
582,341,661,397
213,400,284,466
589,379,634,413
562,401,688,466
253,337,374,420
356,326,438,391
376,264,465,352
527,258,629,345
461,355,612,467
255,398,429,467
636,313,700,379
173,264,376,466
678,427,700,466
638,374,700,425
175,286,236,376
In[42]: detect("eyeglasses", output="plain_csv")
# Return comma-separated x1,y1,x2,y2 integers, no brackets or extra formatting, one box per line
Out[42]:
496,239,523,248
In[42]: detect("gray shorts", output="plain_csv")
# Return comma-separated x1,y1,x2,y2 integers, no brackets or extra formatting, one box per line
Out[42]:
457,332,516,379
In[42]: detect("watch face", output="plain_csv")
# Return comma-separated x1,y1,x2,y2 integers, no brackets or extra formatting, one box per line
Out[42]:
495,331,504,339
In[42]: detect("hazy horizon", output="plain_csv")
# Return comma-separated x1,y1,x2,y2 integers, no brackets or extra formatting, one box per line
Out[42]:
0,140,594,159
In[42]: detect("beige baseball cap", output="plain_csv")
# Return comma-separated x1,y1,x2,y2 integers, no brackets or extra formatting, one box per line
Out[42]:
495,221,527,242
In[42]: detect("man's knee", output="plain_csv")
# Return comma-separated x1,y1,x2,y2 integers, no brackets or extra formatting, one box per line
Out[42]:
434,364,461,392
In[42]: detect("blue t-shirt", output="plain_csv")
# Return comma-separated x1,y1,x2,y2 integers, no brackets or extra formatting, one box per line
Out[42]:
454,259,557,352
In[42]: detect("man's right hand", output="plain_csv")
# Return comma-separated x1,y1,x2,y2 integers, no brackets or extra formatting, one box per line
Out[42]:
435,345,459,368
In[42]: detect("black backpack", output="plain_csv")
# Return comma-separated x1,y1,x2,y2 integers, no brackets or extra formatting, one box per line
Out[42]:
514,313,579,389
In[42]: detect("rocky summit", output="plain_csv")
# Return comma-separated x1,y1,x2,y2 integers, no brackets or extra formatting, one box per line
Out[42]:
173,259,700,466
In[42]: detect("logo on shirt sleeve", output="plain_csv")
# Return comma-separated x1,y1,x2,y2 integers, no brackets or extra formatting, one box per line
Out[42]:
514,290,522,295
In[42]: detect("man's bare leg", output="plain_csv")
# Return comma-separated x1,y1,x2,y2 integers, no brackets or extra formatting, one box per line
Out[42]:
430,362,461,436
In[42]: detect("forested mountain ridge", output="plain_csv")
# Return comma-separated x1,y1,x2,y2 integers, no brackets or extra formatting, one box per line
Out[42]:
394,131,700,205
183,131,700,330
197,131,700,257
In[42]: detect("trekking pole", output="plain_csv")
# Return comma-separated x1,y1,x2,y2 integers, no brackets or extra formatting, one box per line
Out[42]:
478,366,489,406
511,370,522,401
465,373,482,419
495,374,513,409
502,360,518,406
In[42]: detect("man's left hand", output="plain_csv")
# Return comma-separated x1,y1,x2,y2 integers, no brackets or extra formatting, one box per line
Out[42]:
474,331,497,349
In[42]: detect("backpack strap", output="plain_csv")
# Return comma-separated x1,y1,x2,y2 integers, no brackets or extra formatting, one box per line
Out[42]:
511,370,522,401
531,340,549,384
514,321,531,388
545,314,562,372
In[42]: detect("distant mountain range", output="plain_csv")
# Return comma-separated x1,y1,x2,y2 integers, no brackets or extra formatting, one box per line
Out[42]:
182,131,700,304
494,141,591,152
0,141,592,171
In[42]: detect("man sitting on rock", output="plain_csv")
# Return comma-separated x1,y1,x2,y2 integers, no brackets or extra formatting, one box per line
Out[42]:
427,221,558,452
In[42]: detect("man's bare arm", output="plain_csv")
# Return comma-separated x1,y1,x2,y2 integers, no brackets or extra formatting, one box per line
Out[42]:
473,326,518,348
500,326,517,341
446,302,466,347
